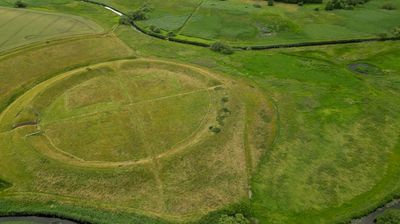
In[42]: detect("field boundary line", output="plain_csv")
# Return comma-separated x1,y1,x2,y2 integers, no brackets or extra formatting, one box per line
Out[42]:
0,14,44,48
33,16,63,38
0,11,29,28
175,0,205,35
0,6,104,32
0,33,108,59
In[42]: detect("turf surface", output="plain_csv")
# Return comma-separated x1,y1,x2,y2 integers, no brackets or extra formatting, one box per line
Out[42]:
0,7,103,52
94,0,400,45
0,0,399,224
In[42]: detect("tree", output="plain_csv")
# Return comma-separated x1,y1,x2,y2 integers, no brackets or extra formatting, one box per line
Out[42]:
218,214,250,224
14,0,27,8
210,41,234,55
129,10,148,20
325,0,370,11
150,25,161,33
392,27,400,37
119,15,132,25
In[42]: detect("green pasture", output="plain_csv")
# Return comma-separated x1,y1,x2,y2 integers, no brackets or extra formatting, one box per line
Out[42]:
0,0,399,224
0,50,273,222
0,7,103,52
0,34,133,113
116,24,400,223
91,0,400,45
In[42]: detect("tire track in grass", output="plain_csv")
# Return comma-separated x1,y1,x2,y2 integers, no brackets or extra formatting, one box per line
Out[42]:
0,11,28,29
0,14,44,48
115,70,167,212
41,87,218,126
175,0,205,35
33,16,63,38
0,59,226,168
23,16,63,41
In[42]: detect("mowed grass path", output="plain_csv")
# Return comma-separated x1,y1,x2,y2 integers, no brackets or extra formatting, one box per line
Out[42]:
0,7,103,52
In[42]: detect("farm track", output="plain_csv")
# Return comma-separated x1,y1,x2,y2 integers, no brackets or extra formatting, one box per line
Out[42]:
82,0,400,50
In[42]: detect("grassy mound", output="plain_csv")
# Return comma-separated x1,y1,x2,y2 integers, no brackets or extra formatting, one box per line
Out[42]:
0,59,276,221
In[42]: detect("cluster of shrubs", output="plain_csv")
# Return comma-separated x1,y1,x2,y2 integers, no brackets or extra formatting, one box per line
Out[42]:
273,0,322,4
119,4,152,25
393,27,400,37
14,0,27,8
218,214,250,224
210,41,234,54
265,0,322,6
382,3,397,10
325,0,370,10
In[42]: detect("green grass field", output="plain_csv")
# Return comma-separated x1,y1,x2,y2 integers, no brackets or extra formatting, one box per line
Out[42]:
93,0,400,45
0,0,399,224
0,7,103,52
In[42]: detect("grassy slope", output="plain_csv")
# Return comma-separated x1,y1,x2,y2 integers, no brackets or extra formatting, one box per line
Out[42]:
116,26,400,223
0,1,399,224
0,34,134,113
0,47,263,224
0,0,118,30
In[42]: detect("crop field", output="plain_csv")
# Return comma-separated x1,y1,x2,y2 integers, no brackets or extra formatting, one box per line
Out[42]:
0,7,103,52
0,0,400,224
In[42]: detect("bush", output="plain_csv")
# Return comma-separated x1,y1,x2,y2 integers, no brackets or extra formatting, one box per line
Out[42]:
167,31,176,38
392,27,400,37
14,0,27,8
209,126,221,134
268,0,274,6
218,214,250,224
274,0,322,4
210,42,234,55
382,3,396,10
119,15,132,25
376,209,400,224
325,0,370,11
129,10,148,20
149,25,161,33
